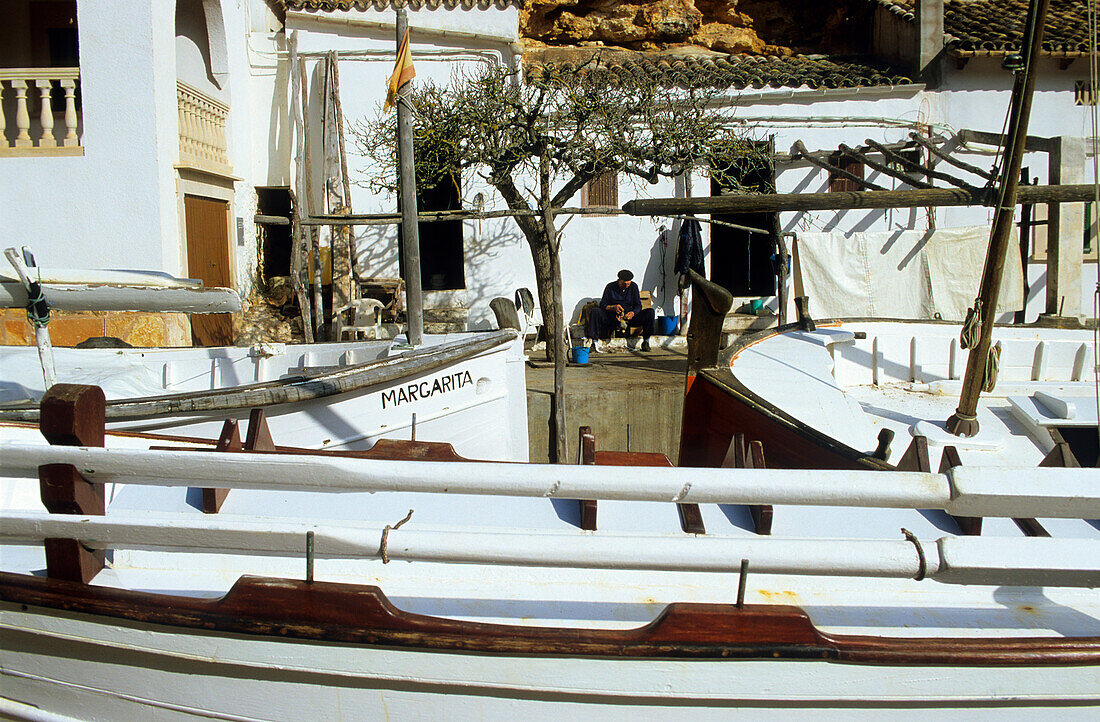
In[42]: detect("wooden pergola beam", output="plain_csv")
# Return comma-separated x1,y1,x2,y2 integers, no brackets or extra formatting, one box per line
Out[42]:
863,138,979,191
909,132,996,181
791,140,884,191
622,183,1097,216
839,143,936,189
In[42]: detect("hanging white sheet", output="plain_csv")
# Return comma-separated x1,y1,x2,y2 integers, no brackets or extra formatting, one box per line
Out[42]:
793,225,1024,321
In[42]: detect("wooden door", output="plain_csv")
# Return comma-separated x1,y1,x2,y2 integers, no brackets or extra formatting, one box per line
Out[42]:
184,195,234,346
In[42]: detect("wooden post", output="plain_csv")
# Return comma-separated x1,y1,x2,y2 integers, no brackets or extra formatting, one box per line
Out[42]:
287,32,314,343
1045,136,1085,318
768,137,788,325
947,0,1051,437
578,426,597,530
39,384,106,583
299,56,325,341
396,8,424,346
328,51,357,311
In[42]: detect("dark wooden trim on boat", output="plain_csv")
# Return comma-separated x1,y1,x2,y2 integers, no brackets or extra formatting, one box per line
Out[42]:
0,330,519,423
3,572,1097,665
680,362,889,470
39,385,107,583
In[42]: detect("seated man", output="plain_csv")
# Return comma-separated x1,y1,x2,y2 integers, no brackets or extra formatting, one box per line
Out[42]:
585,269,655,351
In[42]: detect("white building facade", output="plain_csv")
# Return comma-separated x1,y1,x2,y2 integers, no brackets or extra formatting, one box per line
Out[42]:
1,0,1093,344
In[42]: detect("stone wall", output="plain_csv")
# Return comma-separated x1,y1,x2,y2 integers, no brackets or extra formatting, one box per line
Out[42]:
521,0,873,56
0,310,191,347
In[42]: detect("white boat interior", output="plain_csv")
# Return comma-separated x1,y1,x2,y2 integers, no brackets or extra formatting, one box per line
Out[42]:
2,423,1098,636
0,336,419,405
731,320,1100,469
0,332,530,460
1,415,1098,714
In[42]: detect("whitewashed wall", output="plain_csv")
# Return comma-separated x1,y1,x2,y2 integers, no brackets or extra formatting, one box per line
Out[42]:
286,6,536,330
0,0,261,302
262,7,1099,332
0,2,176,271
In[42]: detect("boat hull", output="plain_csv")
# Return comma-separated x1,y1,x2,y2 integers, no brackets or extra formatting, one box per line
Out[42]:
3,598,1098,719
0,332,529,461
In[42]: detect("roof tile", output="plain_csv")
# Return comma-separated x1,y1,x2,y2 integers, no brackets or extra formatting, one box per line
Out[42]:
524,48,913,90
869,0,1091,55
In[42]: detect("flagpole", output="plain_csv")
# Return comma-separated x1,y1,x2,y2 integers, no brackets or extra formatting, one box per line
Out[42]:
395,7,424,346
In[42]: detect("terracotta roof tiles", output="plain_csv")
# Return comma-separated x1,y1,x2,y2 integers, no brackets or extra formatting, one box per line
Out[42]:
525,49,913,90
280,0,522,10
871,0,1091,55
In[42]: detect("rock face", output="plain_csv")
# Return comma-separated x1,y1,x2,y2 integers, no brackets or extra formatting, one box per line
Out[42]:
522,0,870,56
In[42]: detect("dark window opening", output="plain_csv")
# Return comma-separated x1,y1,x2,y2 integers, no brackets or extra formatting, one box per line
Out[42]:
399,172,465,291
710,146,777,298
828,152,864,192
257,187,292,281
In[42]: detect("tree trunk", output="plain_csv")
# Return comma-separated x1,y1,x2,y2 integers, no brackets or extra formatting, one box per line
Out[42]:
540,150,568,464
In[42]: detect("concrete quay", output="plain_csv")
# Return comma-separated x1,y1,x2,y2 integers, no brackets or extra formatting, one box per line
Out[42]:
525,344,689,464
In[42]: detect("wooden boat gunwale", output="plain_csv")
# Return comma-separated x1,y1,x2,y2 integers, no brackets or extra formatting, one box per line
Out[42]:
4,571,1099,666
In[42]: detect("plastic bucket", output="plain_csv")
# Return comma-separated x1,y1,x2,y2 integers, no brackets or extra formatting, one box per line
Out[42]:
570,346,590,364
656,316,679,336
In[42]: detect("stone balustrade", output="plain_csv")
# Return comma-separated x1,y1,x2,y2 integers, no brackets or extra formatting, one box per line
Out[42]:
0,68,82,156
177,81,231,176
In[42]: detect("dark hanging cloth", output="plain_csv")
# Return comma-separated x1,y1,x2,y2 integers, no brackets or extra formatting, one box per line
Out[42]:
674,219,704,276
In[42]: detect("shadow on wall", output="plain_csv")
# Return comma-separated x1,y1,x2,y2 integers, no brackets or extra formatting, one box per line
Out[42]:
462,217,526,329
640,225,681,315
351,216,525,329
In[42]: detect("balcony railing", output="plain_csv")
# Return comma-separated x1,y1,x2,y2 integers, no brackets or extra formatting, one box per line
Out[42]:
177,81,231,176
0,67,82,157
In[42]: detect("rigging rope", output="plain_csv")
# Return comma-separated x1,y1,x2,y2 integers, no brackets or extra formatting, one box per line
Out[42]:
960,299,983,349
983,343,1001,393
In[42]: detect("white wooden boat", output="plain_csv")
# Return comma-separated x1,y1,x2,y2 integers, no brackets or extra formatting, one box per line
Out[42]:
679,272,1097,476
0,330,529,461
1,250,528,461
0,388,1097,717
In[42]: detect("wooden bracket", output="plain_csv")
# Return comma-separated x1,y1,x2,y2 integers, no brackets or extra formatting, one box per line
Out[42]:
1006,429,1083,538
722,434,772,535
245,408,276,452
202,420,241,513
39,384,106,584
1039,428,1081,468
893,435,931,472
203,409,277,514
940,446,982,536
578,426,598,531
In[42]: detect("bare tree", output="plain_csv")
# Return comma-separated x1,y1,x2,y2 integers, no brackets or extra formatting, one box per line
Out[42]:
353,59,765,462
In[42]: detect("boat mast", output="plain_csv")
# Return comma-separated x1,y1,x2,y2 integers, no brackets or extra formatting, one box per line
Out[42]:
396,7,424,346
946,0,1051,437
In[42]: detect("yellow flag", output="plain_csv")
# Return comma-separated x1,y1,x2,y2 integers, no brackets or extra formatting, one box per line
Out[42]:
384,29,415,112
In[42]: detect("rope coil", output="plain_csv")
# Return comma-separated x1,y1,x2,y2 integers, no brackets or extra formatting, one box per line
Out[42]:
960,299,982,349
983,343,1001,393
24,282,50,329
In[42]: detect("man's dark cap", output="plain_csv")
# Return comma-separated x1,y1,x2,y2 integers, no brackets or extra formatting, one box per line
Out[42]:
617,269,633,281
